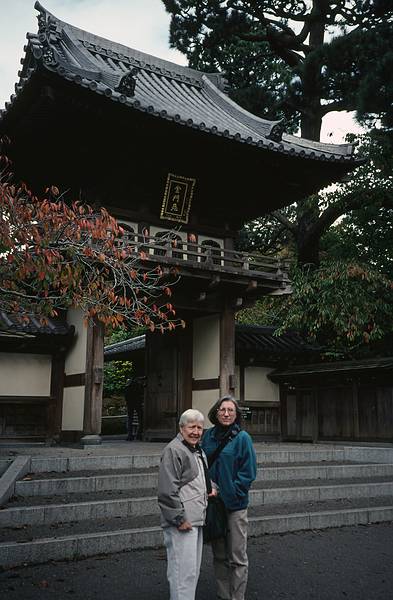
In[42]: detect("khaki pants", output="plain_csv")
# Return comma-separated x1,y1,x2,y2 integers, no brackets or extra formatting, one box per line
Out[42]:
211,509,249,600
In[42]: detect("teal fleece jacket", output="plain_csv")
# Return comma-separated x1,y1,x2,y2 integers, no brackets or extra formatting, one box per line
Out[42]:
201,425,257,511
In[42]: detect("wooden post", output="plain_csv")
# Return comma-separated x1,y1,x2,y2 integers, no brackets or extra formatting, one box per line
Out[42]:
220,305,236,398
82,318,104,443
352,379,360,439
48,352,65,443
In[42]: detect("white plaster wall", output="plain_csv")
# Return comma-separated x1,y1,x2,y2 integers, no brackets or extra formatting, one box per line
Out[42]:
62,386,85,430
197,234,223,265
198,235,223,248
244,366,280,403
150,226,187,243
149,226,187,259
192,315,220,380
192,389,220,427
0,353,51,396
65,308,87,375
117,219,137,234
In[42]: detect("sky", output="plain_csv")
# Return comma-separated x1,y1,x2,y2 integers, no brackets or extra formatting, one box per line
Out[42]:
0,0,363,143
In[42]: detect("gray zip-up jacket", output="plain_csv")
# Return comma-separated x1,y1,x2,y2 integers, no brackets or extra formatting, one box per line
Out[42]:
158,433,208,528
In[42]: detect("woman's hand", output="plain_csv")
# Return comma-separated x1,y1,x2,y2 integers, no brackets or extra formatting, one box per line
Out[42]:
208,487,218,497
177,520,193,531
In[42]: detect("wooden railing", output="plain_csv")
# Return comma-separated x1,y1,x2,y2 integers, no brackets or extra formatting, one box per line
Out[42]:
119,231,290,283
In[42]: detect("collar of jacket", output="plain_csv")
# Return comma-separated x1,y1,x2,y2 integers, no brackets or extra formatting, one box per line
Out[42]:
214,423,240,441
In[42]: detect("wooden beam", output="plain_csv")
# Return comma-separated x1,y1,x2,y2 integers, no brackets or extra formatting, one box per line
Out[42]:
246,280,258,293
220,305,236,397
83,319,104,437
209,275,220,288
49,352,65,442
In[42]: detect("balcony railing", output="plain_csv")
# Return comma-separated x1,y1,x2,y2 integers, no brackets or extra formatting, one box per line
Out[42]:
119,231,290,288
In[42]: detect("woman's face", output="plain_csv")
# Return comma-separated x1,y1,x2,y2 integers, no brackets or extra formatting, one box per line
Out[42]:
217,400,237,427
180,420,204,446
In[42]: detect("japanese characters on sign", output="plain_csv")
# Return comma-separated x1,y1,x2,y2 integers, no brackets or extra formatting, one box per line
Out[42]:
160,173,196,224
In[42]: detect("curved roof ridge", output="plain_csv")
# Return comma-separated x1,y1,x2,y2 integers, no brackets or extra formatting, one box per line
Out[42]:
34,1,216,86
202,75,280,139
283,132,354,156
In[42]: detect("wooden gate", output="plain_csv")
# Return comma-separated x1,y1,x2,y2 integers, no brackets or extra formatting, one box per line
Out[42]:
143,327,192,441
281,387,317,441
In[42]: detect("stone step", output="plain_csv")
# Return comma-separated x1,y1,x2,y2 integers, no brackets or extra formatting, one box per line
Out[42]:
249,478,393,506
14,462,393,497
3,477,393,528
2,444,392,476
1,497,392,568
258,462,393,481
15,471,158,496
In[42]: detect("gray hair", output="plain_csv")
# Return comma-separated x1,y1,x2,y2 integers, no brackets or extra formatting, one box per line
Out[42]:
208,395,242,426
179,409,205,427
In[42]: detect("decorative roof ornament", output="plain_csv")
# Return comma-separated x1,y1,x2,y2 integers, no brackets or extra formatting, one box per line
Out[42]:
116,68,139,97
35,1,61,68
267,121,285,143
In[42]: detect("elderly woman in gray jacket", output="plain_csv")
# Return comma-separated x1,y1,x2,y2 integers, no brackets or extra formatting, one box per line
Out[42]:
158,409,216,600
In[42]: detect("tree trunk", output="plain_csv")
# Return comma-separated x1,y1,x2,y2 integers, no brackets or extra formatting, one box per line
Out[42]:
297,234,320,266
300,111,323,142
300,2,327,142
295,2,328,262
296,202,321,267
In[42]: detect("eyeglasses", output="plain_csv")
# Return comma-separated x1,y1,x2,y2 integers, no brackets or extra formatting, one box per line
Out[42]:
217,408,235,414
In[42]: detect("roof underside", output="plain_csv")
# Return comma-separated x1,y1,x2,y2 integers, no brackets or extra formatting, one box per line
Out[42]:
269,357,393,381
1,1,358,167
103,325,319,363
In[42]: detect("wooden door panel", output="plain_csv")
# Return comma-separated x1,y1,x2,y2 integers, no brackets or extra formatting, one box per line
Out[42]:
144,332,178,441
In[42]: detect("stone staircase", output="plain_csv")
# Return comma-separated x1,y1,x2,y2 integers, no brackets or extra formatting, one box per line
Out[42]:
1,445,393,568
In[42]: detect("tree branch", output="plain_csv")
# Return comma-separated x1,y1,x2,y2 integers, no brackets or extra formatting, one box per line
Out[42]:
271,210,299,235
320,100,352,116
305,188,393,247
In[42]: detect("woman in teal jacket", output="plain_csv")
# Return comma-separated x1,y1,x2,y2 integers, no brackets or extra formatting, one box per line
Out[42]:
201,396,257,600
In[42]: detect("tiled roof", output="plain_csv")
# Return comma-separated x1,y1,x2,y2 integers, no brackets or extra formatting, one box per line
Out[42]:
104,325,318,362
0,1,358,166
104,335,146,361
235,325,320,357
269,356,393,381
0,311,72,337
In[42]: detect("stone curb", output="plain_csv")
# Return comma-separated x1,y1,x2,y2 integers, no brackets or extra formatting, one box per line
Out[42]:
0,526,163,569
28,454,162,473
3,479,393,527
249,480,393,506
258,462,393,482
249,505,393,536
2,446,391,475
1,506,393,568
15,471,158,497
0,495,158,527
0,456,31,507
13,461,393,498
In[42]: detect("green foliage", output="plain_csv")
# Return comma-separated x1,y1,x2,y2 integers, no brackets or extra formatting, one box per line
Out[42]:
163,1,393,136
103,327,141,398
239,260,393,359
102,396,127,417
103,360,134,398
306,21,393,128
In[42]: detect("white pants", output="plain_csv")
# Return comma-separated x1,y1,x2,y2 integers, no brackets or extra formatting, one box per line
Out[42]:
163,526,204,600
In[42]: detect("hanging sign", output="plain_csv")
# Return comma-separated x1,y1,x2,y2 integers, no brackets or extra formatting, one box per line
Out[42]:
160,173,196,224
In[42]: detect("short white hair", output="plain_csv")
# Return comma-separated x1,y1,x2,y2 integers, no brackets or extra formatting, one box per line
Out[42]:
179,409,204,427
